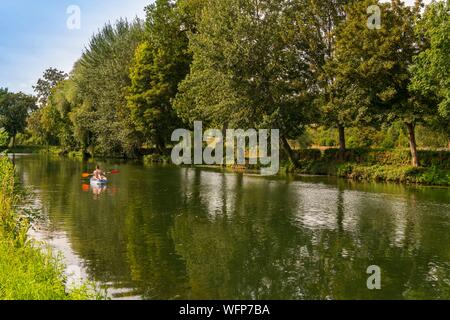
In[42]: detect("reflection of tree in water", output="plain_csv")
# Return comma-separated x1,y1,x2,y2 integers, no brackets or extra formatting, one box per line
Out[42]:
171,176,450,299
123,167,190,300
16,157,136,293
171,176,318,299
15,158,450,299
125,205,189,299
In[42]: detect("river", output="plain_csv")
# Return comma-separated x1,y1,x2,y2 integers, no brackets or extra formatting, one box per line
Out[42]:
13,154,450,300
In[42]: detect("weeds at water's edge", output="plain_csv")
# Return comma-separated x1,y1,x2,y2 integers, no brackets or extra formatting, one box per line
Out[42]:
0,156,104,300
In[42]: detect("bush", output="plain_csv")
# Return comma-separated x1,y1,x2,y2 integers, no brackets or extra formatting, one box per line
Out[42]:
320,148,450,168
144,154,171,164
295,149,322,162
336,163,449,185
0,129,9,147
292,147,450,185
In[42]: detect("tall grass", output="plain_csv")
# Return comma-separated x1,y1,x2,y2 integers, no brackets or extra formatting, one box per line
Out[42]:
0,156,97,300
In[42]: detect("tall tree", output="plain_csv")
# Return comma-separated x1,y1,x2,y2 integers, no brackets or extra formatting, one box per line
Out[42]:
174,0,316,165
292,0,361,159
329,0,430,167
126,0,195,153
0,89,37,147
73,19,145,157
410,0,450,149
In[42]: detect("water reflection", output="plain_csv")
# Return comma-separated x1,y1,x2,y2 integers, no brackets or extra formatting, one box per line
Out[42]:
14,155,450,300
90,185,108,200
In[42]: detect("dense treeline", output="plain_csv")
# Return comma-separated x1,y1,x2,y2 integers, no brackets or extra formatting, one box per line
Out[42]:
1,0,449,167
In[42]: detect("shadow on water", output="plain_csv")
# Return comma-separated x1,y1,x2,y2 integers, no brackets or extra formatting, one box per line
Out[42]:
14,154,450,300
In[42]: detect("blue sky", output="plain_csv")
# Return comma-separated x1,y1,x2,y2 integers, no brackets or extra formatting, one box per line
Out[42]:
0,0,431,94
0,0,152,94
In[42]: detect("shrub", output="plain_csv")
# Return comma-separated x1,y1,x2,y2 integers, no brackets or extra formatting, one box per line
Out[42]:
336,163,449,185
0,129,9,147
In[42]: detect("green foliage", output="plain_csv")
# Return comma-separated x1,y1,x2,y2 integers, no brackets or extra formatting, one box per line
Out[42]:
176,0,315,132
410,0,450,142
11,0,450,162
143,154,172,164
306,0,367,133
289,147,450,185
0,157,99,300
296,149,322,162
127,0,192,152
27,20,146,157
410,0,450,119
336,164,449,186
320,148,450,169
416,125,449,149
0,129,9,147
71,19,146,157
0,89,37,147
306,123,414,150
328,0,435,166
33,68,68,106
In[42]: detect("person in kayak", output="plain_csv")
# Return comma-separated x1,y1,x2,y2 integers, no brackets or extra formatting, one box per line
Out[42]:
93,165,107,181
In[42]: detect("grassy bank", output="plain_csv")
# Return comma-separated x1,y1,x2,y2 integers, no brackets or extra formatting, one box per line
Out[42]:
0,146,85,160
334,164,449,186
0,145,45,154
143,148,450,186
10,145,449,186
292,149,450,186
0,157,96,300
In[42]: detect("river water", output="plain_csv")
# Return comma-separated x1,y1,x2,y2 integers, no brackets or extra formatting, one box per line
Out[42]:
14,154,450,300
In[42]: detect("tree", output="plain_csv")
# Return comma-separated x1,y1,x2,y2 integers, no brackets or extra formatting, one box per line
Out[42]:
328,0,430,167
410,0,450,149
174,0,316,165
72,19,146,157
126,0,193,153
292,0,361,159
28,79,79,149
0,89,37,147
33,68,68,106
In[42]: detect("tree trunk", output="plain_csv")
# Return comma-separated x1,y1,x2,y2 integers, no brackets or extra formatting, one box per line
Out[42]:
447,138,450,151
11,134,16,149
406,123,419,167
281,136,298,168
154,134,166,155
338,125,346,161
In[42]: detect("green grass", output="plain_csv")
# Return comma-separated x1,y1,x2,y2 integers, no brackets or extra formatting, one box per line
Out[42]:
0,156,98,300
0,240,94,300
286,149,450,186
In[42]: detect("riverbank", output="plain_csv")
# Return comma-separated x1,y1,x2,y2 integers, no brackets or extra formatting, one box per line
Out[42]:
6,145,449,186
144,148,450,186
0,157,96,300
0,146,84,159
12,153,450,299
291,149,450,186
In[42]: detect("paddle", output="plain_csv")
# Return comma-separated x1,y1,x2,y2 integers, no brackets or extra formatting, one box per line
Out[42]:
81,169,120,178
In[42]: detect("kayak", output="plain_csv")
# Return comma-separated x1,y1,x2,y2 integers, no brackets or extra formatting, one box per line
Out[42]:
90,177,108,186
